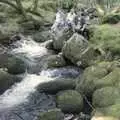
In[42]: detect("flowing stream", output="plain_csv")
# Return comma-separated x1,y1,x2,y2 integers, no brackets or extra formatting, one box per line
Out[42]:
0,36,81,120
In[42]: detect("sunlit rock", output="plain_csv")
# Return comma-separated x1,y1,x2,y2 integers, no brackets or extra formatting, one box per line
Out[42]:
62,33,95,67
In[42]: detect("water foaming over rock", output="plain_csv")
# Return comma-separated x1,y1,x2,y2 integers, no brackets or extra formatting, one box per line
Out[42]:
0,73,55,111
11,36,48,58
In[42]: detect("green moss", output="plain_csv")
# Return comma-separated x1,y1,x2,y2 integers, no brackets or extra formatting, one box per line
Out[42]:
56,90,83,113
76,63,109,95
102,13,120,24
95,104,120,118
76,62,120,96
93,87,120,107
90,25,120,56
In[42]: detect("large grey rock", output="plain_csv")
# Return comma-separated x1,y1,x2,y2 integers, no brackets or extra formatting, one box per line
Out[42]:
37,78,76,94
62,33,95,67
40,54,66,69
0,69,20,94
38,109,64,120
56,90,83,113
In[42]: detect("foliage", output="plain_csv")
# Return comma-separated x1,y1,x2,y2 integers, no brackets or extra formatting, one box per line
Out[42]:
102,13,120,24
90,24,120,55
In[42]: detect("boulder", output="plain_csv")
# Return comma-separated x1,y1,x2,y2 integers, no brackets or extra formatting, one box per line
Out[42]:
76,61,120,96
93,87,120,108
6,56,27,75
53,29,73,51
0,55,27,75
0,53,27,74
92,104,120,119
0,69,20,94
62,33,95,67
41,54,66,69
38,109,64,120
56,90,83,113
37,78,76,94
75,61,120,119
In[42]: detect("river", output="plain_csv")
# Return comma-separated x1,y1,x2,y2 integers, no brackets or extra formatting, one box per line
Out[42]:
0,36,81,120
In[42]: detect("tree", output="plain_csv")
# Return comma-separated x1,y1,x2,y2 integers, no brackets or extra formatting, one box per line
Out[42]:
0,0,42,18
15,0,27,19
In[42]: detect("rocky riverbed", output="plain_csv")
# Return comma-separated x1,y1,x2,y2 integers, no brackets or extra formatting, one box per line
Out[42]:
0,0,120,120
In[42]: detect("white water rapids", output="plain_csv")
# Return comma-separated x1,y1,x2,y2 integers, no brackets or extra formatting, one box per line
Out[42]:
0,37,54,111
0,74,54,110
11,36,48,58
0,36,80,120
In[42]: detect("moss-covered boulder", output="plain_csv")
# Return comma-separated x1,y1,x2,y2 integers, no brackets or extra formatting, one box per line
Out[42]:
0,69,20,94
62,33,96,67
90,25,120,57
92,104,120,119
56,90,83,113
93,87,120,108
38,109,64,120
76,61,120,96
102,13,120,24
76,61,120,119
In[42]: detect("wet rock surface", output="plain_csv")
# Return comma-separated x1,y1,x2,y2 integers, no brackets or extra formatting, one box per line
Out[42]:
0,69,21,94
0,92,56,120
56,90,83,114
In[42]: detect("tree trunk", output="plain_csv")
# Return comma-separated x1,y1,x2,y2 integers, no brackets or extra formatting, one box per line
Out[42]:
15,0,27,19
